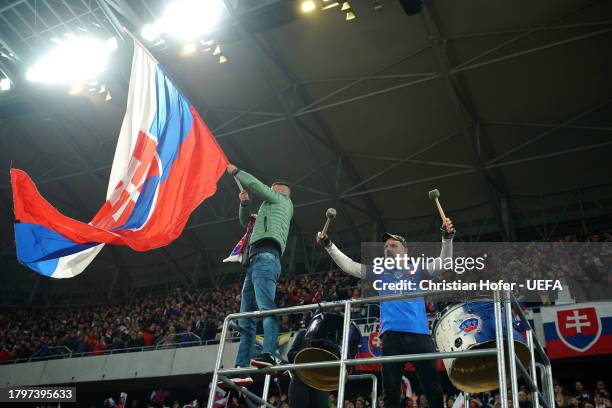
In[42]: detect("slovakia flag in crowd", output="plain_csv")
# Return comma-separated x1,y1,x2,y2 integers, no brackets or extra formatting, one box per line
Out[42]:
11,40,228,278
542,302,612,359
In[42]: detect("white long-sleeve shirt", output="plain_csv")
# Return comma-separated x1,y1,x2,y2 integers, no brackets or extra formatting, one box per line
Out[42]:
324,238,454,279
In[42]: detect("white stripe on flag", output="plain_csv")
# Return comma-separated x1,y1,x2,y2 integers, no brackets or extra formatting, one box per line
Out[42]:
52,244,105,278
106,41,158,199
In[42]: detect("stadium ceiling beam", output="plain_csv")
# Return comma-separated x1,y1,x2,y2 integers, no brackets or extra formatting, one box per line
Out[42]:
422,4,518,240
453,26,612,75
28,1,75,43
340,130,464,196
206,108,285,118
57,0,93,32
215,74,438,138
487,140,612,169
221,0,372,243
482,121,612,133
209,44,432,131
0,13,34,51
450,0,604,70
446,20,612,40
344,155,473,170
103,0,144,29
486,100,612,165
293,44,432,115
186,138,612,230
299,72,437,84
2,102,609,193
213,74,438,139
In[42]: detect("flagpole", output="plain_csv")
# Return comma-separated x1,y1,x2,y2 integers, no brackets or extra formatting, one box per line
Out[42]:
121,26,164,67
120,26,231,166
234,176,244,192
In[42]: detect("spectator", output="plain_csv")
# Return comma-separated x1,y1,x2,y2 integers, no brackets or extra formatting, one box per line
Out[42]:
93,337,107,356
575,382,592,401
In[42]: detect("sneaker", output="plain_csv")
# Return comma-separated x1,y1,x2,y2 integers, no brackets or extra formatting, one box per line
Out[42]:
250,353,277,369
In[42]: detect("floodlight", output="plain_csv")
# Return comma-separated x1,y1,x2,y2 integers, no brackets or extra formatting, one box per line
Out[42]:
26,37,112,85
301,1,317,13
0,78,11,91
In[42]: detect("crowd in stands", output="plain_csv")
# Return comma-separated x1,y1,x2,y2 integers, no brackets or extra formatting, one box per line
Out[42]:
0,270,359,363
3,228,612,364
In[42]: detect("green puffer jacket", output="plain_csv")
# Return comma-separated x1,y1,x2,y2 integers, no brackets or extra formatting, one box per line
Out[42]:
236,170,294,255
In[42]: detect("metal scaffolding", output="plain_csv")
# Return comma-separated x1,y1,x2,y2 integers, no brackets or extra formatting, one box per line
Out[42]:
206,289,554,408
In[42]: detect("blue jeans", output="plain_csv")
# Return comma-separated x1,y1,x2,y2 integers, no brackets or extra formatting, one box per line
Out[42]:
235,252,281,368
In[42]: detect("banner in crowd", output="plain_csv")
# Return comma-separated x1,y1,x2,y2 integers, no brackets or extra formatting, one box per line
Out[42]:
542,301,612,359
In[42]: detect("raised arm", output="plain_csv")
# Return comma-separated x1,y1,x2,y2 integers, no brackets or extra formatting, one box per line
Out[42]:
235,170,288,204
425,217,455,276
238,190,251,227
317,232,366,279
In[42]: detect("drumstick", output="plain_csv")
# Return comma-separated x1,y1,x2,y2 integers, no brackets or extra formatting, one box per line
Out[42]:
428,189,446,222
321,208,337,236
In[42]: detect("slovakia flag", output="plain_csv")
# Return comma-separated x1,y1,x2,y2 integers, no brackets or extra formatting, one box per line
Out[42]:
11,40,228,278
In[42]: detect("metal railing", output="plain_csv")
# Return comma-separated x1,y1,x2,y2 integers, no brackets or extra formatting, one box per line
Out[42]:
348,374,378,406
208,289,554,408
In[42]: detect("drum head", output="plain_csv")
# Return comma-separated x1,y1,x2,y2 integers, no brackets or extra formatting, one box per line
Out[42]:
294,347,340,391
447,340,531,393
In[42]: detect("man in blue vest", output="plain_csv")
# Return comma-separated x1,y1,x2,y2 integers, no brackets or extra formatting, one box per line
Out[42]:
316,218,455,408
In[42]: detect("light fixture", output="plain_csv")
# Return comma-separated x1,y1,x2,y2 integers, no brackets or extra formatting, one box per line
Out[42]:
219,55,227,64
213,45,221,56
181,42,197,55
105,90,112,101
0,78,11,91
373,0,383,11
301,0,317,13
86,80,99,92
143,0,223,42
106,36,118,52
68,84,83,95
26,37,114,85
345,10,356,20
141,24,160,42
340,1,351,11
322,2,339,10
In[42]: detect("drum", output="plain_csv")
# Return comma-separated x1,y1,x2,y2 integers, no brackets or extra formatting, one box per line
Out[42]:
294,312,362,391
433,299,531,393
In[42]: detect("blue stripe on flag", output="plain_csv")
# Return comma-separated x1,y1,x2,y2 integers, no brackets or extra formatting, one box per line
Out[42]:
149,66,193,182
15,223,98,275
114,66,193,231
115,175,160,230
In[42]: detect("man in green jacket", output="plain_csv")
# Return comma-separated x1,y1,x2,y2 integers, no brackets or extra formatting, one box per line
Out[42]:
226,163,293,385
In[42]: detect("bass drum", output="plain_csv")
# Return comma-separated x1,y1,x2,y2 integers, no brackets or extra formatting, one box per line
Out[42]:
294,312,362,391
433,300,531,393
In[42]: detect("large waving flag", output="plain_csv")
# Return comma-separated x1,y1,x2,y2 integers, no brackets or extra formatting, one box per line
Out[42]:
11,40,228,278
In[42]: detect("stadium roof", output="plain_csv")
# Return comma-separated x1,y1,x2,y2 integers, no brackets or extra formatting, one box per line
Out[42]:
0,0,611,305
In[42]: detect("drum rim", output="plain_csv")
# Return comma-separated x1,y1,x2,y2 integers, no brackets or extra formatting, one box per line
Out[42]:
294,347,342,392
